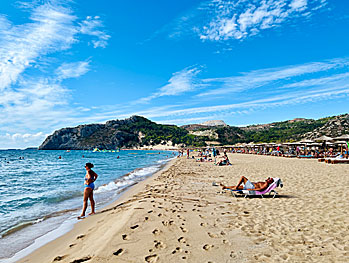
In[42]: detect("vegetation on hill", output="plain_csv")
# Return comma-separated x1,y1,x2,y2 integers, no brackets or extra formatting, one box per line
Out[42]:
39,116,208,150
237,118,328,143
117,116,207,147
40,114,349,150
186,114,348,144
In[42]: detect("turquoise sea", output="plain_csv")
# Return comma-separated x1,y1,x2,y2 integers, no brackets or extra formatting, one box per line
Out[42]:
0,149,175,262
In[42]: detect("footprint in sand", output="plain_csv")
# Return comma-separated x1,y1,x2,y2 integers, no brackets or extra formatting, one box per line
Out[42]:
70,256,92,263
207,232,218,238
222,239,230,245
130,224,139,230
178,237,186,243
172,247,182,254
203,244,213,251
122,234,128,240
113,248,124,256
162,220,174,226
53,255,66,261
154,240,166,249
145,254,158,262
180,226,188,233
69,243,76,248
152,229,161,235
76,235,85,240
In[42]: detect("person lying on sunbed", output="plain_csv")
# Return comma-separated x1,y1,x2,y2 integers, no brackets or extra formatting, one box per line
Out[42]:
216,155,231,166
220,176,273,191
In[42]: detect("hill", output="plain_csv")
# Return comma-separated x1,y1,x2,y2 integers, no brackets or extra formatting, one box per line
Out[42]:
39,116,207,150
182,114,349,145
39,114,349,150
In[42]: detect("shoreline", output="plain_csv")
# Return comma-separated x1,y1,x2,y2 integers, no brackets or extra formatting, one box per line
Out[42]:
0,154,175,263
15,158,177,263
16,153,349,262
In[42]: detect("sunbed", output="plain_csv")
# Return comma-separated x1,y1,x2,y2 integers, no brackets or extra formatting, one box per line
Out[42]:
297,155,315,159
324,157,349,164
230,178,283,198
329,159,349,164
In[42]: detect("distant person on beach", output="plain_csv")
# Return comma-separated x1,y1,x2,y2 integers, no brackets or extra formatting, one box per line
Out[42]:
187,149,190,159
217,155,231,166
220,176,273,191
78,162,98,219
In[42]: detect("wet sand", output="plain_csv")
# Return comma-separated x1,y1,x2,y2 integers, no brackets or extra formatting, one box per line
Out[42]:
18,154,349,262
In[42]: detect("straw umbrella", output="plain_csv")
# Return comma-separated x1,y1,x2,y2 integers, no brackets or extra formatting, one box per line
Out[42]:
300,139,314,154
334,141,347,154
314,135,333,153
300,139,314,144
314,135,333,141
333,134,349,140
333,135,349,155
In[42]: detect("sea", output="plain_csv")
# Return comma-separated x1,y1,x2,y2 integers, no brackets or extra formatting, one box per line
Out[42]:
0,149,175,262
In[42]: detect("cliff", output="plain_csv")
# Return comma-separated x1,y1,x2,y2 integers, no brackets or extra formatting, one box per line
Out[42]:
39,116,207,150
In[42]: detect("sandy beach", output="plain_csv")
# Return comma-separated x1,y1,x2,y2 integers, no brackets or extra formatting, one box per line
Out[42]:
18,153,349,263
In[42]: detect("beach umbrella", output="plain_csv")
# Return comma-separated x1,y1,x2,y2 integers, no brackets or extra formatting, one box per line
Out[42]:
314,136,333,152
286,142,301,145
309,142,322,146
333,134,349,140
334,141,348,154
314,135,333,142
300,139,314,144
299,139,314,153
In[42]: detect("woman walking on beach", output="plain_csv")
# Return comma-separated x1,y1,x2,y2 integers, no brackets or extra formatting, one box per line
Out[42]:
78,162,98,219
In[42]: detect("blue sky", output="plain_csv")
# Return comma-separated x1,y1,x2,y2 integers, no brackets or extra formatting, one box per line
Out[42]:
0,0,349,148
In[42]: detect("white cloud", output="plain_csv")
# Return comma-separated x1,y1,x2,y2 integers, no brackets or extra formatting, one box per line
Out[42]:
0,1,109,140
55,61,90,80
79,16,110,48
139,66,203,102
126,57,349,124
140,84,349,120
0,132,46,149
199,0,327,41
198,57,349,97
0,2,77,91
290,0,308,11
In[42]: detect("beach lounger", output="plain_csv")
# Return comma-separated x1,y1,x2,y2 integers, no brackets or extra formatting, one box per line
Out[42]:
230,178,283,198
297,155,315,159
330,159,349,164
324,157,349,164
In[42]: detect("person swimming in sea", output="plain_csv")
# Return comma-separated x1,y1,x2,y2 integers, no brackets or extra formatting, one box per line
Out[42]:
78,162,98,219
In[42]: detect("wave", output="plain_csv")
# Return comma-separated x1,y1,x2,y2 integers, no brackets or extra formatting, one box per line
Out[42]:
0,208,78,239
94,163,164,194
0,221,35,238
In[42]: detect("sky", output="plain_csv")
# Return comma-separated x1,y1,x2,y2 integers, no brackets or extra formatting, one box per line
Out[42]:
0,0,349,148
